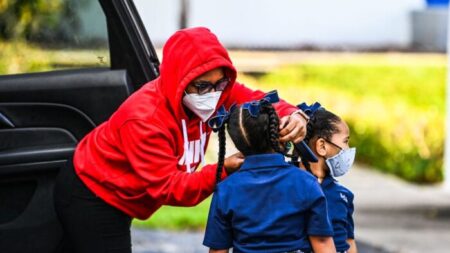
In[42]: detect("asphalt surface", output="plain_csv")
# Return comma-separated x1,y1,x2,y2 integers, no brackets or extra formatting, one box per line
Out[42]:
130,164,450,253
339,165,450,253
131,228,389,253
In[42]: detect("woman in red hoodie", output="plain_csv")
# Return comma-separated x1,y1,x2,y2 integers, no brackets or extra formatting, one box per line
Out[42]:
53,27,309,253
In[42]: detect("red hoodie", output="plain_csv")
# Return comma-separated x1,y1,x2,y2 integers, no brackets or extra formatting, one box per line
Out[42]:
74,27,298,220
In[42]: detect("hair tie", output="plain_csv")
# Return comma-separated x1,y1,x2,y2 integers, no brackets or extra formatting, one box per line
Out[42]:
297,102,322,118
208,104,236,132
242,90,279,118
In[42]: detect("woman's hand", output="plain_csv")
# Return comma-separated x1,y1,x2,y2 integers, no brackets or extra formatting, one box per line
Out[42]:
224,152,244,175
279,112,308,143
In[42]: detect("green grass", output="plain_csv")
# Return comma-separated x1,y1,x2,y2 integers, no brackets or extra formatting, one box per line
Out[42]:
0,40,109,74
248,57,446,183
260,63,445,112
0,42,447,229
132,197,212,231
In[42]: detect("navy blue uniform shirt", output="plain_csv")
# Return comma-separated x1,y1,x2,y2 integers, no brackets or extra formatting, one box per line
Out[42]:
203,153,333,253
321,175,355,252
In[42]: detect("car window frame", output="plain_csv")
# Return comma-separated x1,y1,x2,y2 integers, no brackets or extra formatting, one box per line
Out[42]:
99,0,160,90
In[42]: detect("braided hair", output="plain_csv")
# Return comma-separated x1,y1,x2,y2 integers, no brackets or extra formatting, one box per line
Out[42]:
227,103,281,156
301,108,341,170
215,124,226,189
213,93,281,189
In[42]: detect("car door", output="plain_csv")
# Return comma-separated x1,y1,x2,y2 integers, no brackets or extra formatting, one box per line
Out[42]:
0,0,159,252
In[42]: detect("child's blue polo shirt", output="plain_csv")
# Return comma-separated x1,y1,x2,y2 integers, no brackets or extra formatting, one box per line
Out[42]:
203,153,333,253
321,175,355,252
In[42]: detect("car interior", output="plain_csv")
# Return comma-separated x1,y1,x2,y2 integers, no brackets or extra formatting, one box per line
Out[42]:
0,0,159,251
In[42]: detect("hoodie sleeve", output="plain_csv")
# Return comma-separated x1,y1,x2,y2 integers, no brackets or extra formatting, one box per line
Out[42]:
118,119,221,207
226,81,297,117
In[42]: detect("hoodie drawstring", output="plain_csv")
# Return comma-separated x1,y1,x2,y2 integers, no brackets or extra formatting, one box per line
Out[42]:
182,119,192,173
181,120,207,173
199,121,206,166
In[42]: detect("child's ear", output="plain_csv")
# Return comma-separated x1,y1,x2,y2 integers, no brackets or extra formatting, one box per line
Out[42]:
315,138,327,157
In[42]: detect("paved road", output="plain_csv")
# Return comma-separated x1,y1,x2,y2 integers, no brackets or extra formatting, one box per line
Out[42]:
339,165,450,253
131,228,389,253
130,164,450,253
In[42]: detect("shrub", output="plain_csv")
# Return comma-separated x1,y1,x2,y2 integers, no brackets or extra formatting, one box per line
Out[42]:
253,59,446,183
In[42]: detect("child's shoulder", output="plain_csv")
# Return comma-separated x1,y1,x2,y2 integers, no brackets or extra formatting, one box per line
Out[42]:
333,181,354,201
285,166,325,193
216,172,240,189
287,165,319,181
217,165,319,191
215,169,252,191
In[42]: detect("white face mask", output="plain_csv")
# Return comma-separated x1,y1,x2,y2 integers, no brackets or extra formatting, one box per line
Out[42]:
326,147,356,177
182,91,222,122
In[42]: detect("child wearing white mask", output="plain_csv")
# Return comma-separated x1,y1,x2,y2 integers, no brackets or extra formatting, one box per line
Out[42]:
294,102,358,253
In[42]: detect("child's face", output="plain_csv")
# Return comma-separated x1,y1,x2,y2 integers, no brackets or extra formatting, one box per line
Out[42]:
307,119,351,179
327,120,350,153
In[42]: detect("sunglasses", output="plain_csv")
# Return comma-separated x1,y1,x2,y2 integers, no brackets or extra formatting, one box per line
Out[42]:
191,76,230,95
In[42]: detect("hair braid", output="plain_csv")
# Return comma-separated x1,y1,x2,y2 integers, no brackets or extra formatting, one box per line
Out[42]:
227,100,282,157
215,125,226,190
265,105,282,153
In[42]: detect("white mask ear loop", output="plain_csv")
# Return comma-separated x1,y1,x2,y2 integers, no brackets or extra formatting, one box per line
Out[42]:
182,119,192,173
199,121,206,166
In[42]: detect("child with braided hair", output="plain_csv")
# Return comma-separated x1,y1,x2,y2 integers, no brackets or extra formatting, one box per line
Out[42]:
295,102,357,253
203,91,335,253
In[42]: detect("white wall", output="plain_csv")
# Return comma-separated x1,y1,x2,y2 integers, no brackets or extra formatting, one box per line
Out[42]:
134,0,181,47
134,0,425,49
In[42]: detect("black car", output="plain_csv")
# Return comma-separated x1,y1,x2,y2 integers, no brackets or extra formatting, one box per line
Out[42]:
0,1,160,252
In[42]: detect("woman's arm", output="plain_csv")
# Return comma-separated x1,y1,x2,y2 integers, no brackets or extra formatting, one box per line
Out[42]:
209,249,229,253
227,82,307,144
309,236,336,253
119,120,225,207
347,238,358,253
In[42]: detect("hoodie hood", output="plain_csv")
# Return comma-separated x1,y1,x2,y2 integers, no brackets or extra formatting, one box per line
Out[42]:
72,27,298,220
159,27,237,120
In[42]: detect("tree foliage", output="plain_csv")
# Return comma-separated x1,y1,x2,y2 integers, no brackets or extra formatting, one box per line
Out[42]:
0,0,86,43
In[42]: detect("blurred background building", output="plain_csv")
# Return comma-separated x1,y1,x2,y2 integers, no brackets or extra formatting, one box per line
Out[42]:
74,0,449,52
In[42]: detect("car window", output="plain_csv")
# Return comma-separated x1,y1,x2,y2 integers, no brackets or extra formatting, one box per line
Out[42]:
0,0,110,75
